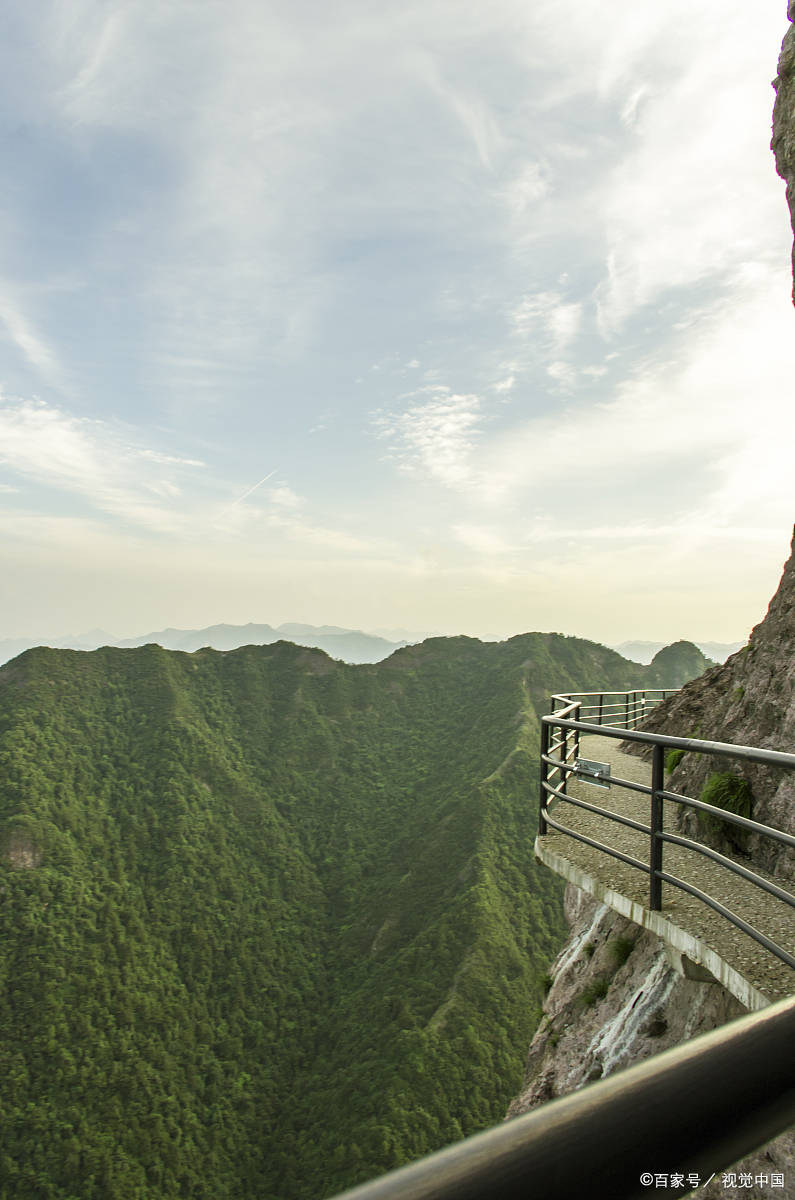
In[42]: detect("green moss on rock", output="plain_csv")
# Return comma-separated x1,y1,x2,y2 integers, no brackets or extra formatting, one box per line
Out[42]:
697,771,753,852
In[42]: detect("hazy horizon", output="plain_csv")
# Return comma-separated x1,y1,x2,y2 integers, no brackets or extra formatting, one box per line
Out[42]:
0,617,746,667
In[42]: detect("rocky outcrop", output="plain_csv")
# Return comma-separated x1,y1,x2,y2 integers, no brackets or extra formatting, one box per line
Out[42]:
0,828,43,869
510,530,795,1193
509,888,794,1199
509,531,795,1186
507,887,745,1114
629,529,795,880
773,4,795,301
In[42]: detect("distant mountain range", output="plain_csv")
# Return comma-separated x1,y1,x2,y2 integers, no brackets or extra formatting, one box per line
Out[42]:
611,639,744,665
0,622,416,667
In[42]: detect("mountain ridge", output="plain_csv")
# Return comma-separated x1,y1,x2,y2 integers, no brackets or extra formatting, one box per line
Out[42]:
0,621,411,668
0,621,734,670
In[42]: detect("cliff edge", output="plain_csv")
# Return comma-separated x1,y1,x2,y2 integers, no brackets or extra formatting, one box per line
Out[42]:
510,540,794,1199
773,3,795,301
634,530,795,883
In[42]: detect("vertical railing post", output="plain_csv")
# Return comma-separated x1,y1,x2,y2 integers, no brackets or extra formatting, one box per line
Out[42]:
561,722,569,796
624,693,629,729
598,693,604,724
650,742,664,911
538,719,550,836
574,701,581,762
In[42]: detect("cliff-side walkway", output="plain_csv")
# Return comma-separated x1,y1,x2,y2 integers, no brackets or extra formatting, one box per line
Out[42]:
536,734,793,1007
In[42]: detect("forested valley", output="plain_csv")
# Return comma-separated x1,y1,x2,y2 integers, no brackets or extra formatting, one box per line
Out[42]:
0,633,707,1198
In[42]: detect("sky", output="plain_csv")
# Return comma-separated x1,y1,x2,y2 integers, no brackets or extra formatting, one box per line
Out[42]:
1,0,794,647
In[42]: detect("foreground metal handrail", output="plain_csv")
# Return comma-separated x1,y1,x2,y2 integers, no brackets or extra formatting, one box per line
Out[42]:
329,996,795,1200
538,695,795,969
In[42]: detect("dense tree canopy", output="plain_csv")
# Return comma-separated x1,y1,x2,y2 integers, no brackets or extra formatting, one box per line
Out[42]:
0,633,688,1197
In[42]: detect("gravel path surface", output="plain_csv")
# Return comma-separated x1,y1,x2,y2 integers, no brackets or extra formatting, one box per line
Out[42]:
540,735,794,1003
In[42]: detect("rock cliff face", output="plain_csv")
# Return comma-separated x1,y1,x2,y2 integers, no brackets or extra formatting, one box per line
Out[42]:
509,535,794,1196
635,531,795,881
508,889,793,1199
773,4,795,301
507,888,745,1116
510,575,795,1185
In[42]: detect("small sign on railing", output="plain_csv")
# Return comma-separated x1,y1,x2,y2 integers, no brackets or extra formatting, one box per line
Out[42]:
575,758,611,789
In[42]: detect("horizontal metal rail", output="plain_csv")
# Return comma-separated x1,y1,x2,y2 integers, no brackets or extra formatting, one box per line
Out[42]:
543,754,653,797
330,996,795,1200
551,690,679,700
542,775,652,836
656,869,795,970
660,829,795,908
546,759,795,905
538,690,795,970
544,811,651,876
546,714,795,770
550,690,676,732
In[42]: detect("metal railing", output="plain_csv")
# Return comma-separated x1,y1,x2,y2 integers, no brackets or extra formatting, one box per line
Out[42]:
323,689,795,1200
545,690,677,798
329,995,795,1200
552,688,678,729
538,691,795,969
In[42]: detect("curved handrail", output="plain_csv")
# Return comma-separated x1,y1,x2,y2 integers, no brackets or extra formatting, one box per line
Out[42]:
550,688,677,731
547,712,795,769
538,692,795,970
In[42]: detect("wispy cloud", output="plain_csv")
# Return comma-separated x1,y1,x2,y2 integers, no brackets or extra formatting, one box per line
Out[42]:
409,49,508,170
58,6,131,125
486,265,795,529
0,395,204,532
140,449,206,468
502,161,551,216
0,289,67,393
374,387,485,490
452,523,514,557
592,7,786,334
511,292,583,358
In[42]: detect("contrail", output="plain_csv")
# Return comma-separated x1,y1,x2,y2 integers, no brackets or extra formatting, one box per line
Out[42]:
216,469,277,519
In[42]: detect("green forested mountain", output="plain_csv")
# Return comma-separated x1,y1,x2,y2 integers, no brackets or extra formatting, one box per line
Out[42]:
646,640,716,689
0,633,686,1198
